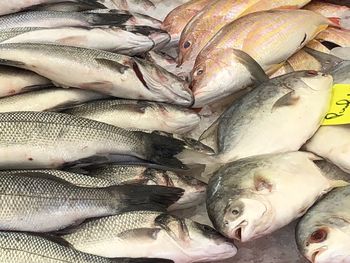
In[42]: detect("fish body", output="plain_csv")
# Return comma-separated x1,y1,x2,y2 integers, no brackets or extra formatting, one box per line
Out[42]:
64,99,200,134
0,88,108,113
86,164,207,210
304,1,349,19
0,111,188,169
27,1,107,11
0,66,52,98
62,210,236,262
205,71,332,163
0,171,182,232
306,39,331,53
0,26,170,55
296,186,350,263
191,10,329,106
178,1,312,68
0,43,193,106
207,151,347,242
161,0,212,44
0,231,174,263
316,27,350,48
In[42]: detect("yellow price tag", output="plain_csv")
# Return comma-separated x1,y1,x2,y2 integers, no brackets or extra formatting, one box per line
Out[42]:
322,84,350,126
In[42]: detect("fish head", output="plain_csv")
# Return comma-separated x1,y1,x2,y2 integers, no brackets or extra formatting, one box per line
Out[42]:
132,57,194,106
155,214,237,261
297,218,350,263
190,48,267,107
293,70,333,92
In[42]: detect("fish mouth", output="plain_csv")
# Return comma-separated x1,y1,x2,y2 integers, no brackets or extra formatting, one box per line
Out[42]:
231,220,248,241
310,247,327,263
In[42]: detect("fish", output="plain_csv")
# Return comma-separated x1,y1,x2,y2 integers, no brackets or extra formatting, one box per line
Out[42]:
200,71,332,163
0,171,183,232
62,210,237,262
190,9,330,106
0,111,192,170
161,0,212,44
104,0,191,21
304,0,350,29
0,43,193,106
0,26,170,55
0,231,174,263
0,10,143,30
0,88,109,113
27,1,107,12
63,99,200,134
306,39,332,54
0,0,106,15
316,27,350,48
331,47,350,60
178,0,312,68
0,66,52,98
206,151,349,242
296,186,350,263
86,164,207,210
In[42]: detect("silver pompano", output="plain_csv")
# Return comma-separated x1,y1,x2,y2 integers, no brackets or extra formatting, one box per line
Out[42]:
62,210,237,262
64,99,200,134
206,151,348,242
296,186,350,263
87,164,207,210
0,171,183,232
0,111,188,169
203,71,333,163
0,10,141,29
0,26,170,55
0,88,109,113
0,0,105,15
0,66,51,98
0,43,193,106
0,231,173,263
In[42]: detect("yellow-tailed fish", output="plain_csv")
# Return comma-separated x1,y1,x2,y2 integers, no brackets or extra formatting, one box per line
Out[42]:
178,0,311,68
316,27,350,48
162,0,213,45
191,9,331,107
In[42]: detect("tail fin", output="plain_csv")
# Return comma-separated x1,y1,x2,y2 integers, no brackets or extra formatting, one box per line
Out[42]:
140,132,188,169
113,259,174,263
109,184,184,212
84,11,133,26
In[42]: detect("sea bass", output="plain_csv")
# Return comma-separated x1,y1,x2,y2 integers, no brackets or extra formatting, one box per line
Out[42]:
64,99,200,134
0,88,109,113
62,210,237,262
191,9,330,106
0,111,190,169
0,43,193,106
0,231,174,263
0,66,52,98
0,171,183,232
207,151,348,242
161,0,212,44
178,0,312,68
0,26,170,55
201,71,332,163
27,1,107,12
296,186,350,263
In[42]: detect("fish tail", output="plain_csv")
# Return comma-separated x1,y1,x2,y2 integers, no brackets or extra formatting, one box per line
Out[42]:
84,12,133,26
108,184,184,212
111,259,174,263
76,0,107,9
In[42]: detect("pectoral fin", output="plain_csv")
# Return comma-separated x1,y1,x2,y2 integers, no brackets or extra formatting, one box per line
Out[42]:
95,58,129,74
272,90,300,111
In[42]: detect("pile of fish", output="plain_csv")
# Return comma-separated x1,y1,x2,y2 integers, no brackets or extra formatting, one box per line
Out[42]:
0,0,349,263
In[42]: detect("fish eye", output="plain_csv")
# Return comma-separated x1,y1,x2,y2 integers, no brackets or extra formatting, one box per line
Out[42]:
307,70,318,76
309,228,328,244
183,41,191,49
231,209,240,216
195,68,204,76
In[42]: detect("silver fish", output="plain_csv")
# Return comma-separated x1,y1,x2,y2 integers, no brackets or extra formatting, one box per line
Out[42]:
0,171,183,232
64,99,200,134
0,65,52,98
62,210,237,262
0,0,105,15
0,43,193,106
206,151,348,242
296,186,350,263
0,10,154,30
0,26,170,55
27,1,107,12
0,88,109,113
0,231,174,263
201,71,333,163
86,164,207,210
0,111,189,169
